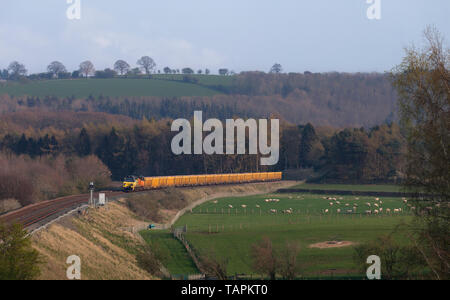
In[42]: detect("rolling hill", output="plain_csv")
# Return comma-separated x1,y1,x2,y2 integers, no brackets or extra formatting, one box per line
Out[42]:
0,78,224,98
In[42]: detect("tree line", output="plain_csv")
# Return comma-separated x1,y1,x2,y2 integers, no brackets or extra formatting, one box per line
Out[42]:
0,57,237,80
0,116,405,183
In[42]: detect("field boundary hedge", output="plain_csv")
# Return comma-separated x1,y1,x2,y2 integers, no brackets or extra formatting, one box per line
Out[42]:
277,189,415,198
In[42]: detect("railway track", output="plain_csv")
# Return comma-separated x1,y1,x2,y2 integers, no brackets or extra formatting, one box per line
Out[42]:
0,179,284,231
0,191,124,229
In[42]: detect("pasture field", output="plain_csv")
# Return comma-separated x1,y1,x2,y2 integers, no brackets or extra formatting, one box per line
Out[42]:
152,74,235,87
171,193,413,278
292,183,404,193
0,78,222,98
140,230,199,275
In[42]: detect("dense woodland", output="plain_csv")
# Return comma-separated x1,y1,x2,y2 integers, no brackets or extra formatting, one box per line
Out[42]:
0,72,404,204
0,72,397,127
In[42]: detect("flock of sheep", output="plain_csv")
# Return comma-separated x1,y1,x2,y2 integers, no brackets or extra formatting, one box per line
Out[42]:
213,197,295,214
322,196,413,215
208,195,438,216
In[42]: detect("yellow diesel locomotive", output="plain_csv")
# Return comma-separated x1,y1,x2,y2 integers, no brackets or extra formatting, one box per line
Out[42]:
122,172,283,192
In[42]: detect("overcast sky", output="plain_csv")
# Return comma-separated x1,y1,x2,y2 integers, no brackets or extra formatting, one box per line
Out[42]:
0,0,448,74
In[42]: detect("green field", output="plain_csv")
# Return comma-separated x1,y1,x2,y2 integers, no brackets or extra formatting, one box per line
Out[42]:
0,78,223,98
166,192,413,278
293,183,404,193
140,230,199,275
153,74,235,87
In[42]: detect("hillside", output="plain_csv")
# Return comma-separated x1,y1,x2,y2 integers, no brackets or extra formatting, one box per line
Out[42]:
0,72,398,128
0,78,222,98
32,199,154,280
32,181,295,280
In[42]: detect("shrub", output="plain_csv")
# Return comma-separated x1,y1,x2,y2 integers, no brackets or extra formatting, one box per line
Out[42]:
353,234,427,280
0,223,42,280
0,173,34,206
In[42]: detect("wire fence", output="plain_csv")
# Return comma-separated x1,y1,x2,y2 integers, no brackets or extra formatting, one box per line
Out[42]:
191,207,414,217
178,212,414,234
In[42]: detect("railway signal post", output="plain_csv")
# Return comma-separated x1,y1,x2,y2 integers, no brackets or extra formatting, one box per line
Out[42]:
89,182,94,207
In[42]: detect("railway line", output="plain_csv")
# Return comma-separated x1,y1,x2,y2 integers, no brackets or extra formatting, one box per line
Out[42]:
0,172,283,231
0,191,124,230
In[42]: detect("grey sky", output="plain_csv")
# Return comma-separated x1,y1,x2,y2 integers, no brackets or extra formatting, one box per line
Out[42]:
0,0,448,74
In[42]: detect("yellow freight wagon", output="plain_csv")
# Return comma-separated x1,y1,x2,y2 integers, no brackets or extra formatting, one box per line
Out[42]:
198,175,207,185
123,172,282,192
167,176,175,187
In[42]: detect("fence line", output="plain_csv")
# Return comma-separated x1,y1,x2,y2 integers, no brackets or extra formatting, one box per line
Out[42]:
173,226,207,278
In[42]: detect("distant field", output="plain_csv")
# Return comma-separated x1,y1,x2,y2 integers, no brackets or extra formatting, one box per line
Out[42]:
0,78,223,98
153,74,235,87
293,183,404,193
171,192,413,278
140,230,198,275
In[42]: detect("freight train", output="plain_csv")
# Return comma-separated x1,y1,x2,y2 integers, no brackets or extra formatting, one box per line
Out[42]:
122,172,283,192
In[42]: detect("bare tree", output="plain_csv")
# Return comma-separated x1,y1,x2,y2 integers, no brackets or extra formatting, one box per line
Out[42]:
7,61,27,77
47,61,67,78
250,237,278,280
79,61,95,78
391,26,450,279
278,241,302,280
137,56,156,75
114,60,130,76
199,249,229,280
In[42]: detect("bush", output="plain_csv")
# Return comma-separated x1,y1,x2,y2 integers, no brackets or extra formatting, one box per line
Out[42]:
127,194,162,222
353,234,427,280
0,223,42,280
0,173,34,206
0,153,112,204
136,244,165,277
